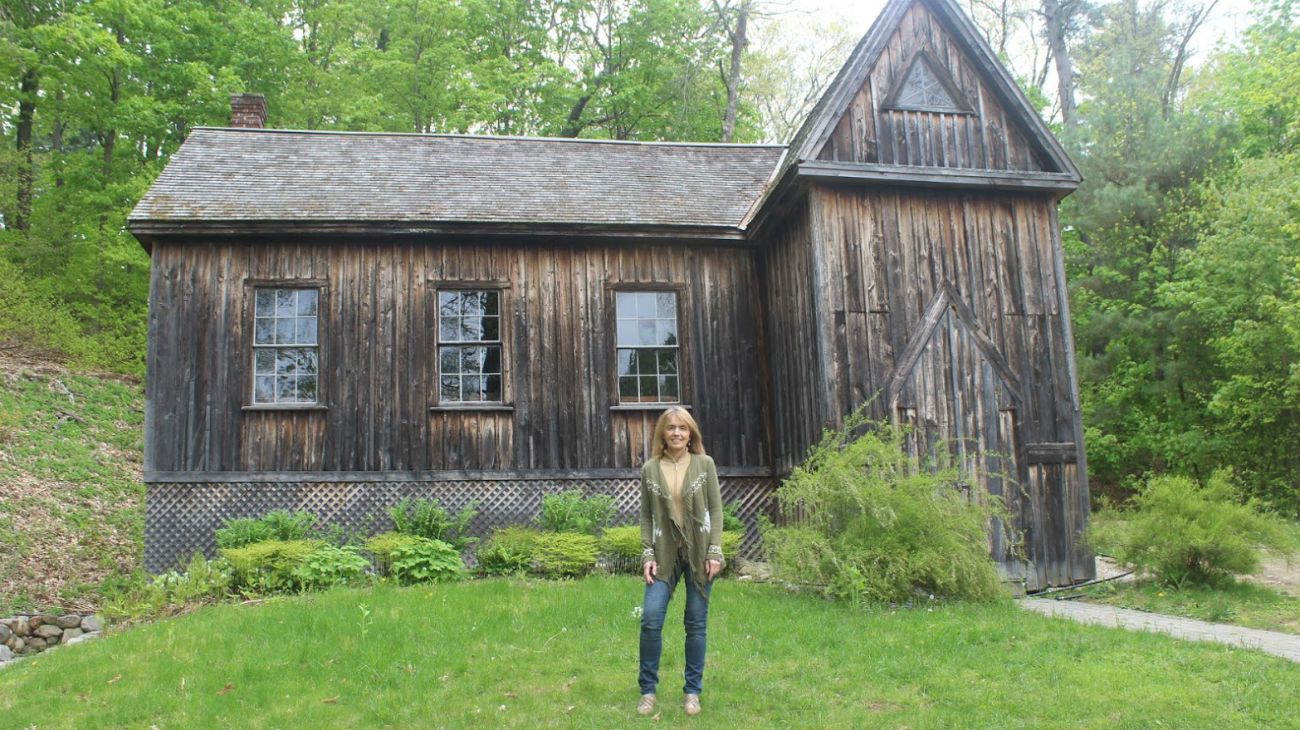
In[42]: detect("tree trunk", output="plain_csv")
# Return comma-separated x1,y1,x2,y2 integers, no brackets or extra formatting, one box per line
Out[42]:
15,68,39,232
721,3,748,143
1041,0,1077,126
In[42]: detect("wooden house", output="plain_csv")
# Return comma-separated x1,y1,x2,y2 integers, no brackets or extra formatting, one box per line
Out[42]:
131,0,1093,589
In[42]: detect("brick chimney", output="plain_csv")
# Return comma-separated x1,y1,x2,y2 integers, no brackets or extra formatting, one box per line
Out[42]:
230,93,268,128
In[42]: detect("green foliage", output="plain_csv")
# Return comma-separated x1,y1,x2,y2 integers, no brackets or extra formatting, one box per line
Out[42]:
215,509,319,549
388,497,477,551
476,526,540,576
220,539,323,594
764,412,1006,606
536,490,616,535
1107,471,1298,587
722,530,742,564
598,525,643,574
364,531,425,576
293,545,372,590
722,501,745,532
531,532,600,578
388,537,467,585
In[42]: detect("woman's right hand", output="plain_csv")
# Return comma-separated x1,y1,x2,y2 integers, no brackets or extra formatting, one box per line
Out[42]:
643,560,658,585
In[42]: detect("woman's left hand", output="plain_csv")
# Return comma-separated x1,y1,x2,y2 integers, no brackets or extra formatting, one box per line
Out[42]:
705,559,722,580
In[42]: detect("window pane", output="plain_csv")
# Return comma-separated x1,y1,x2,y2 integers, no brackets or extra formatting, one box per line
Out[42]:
483,374,502,402
483,346,501,374
439,347,460,375
616,319,638,347
295,348,318,376
637,349,658,375
617,349,637,376
461,375,482,401
638,320,656,346
254,318,275,345
254,376,275,403
440,375,460,401
297,290,318,316
275,318,295,345
255,349,275,374
619,376,639,400
460,317,484,342
255,290,275,316
276,289,296,316
659,376,679,402
639,376,659,400
657,350,677,375
461,347,484,374
298,375,318,403
276,349,299,375
656,320,677,346
439,316,460,343
438,291,460,318
481,291,499,316
637,292,658,318
481,316,499,342
276,375,296,402
656,292,676,319
296,317,317,345
616,292,637,318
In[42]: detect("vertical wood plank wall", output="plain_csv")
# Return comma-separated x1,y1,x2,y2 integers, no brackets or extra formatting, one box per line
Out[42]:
146,240,771,473
758,184,1091,587
819,1,1046,172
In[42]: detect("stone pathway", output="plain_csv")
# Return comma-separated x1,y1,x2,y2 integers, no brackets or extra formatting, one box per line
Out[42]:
1018,598,1300,663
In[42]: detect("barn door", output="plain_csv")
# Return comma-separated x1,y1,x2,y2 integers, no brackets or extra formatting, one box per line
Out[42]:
886,284,1027,579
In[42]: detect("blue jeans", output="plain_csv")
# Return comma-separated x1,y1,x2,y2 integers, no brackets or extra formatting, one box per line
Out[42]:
638,561,712,696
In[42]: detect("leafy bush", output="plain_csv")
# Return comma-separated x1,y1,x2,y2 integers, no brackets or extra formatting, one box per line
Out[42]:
537,490,616,535
388,497,478,551
220,539,323,594
764,412,1006,606
1106,471,1298,587
151,553,234,603
215,510,319,549
722,531,742,564
532,532,600,577
723,502,745,532
599,525,643,574
476,526,540,576
293,545,372,590
389,537,467,585
365,532,425,576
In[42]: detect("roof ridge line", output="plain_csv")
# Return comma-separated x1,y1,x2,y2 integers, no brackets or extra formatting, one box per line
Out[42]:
190,126,787,149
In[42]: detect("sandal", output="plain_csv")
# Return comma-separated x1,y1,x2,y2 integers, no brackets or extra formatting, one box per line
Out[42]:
637,694,657,716
684,694,701,716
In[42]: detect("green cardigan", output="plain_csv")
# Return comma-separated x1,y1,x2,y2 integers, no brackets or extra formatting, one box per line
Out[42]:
639,453,725,593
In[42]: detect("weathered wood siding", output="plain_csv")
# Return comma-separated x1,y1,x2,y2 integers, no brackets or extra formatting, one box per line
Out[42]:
759,184,1090,588
819,1,1046,172
146,240,770,474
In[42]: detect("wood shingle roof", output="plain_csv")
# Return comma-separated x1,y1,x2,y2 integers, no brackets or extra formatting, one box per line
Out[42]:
129,128,785,239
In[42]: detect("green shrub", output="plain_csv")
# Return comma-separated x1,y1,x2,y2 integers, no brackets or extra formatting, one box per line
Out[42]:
389,537,467,585
388,497,478,551
764,411,1006,606
220,539,323,594
723,502,745,532
1108,470,1298,587
215,509,319,549
151,553,233,603
537,490,616,535
476,526,540,576
722,530,742,564
532,532,600,577
599,525,643,574
293,545,372,590
365,532,425,576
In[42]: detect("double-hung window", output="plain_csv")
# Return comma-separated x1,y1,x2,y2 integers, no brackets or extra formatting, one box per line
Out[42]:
616,291,680,404
252,287,320,405
438,289,503,403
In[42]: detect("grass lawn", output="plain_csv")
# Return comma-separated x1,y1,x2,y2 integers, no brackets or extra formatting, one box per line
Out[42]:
1074,579,1300,635
2,578,1298,729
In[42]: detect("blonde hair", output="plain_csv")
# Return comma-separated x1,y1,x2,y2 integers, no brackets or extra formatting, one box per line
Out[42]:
651,407,706,459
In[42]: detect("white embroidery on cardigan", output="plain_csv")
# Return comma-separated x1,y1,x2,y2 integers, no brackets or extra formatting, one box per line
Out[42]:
645,476,668,499
684,472,707,499
699,511,711,534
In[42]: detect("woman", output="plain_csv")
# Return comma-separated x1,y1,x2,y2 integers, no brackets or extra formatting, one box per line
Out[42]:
636,407,725,717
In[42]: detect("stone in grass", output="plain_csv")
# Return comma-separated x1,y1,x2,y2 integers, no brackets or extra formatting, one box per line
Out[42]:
9,637,24,653
0,644,12,662
11,617,30,637
25,637,46,653
64,627,84,641
80,615,102,633
0,623,10,643
35,624,63,640
65,632,97,646
55,614,82,629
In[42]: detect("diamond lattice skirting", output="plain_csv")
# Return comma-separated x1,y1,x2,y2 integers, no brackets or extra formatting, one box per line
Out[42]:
145,477,778,572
